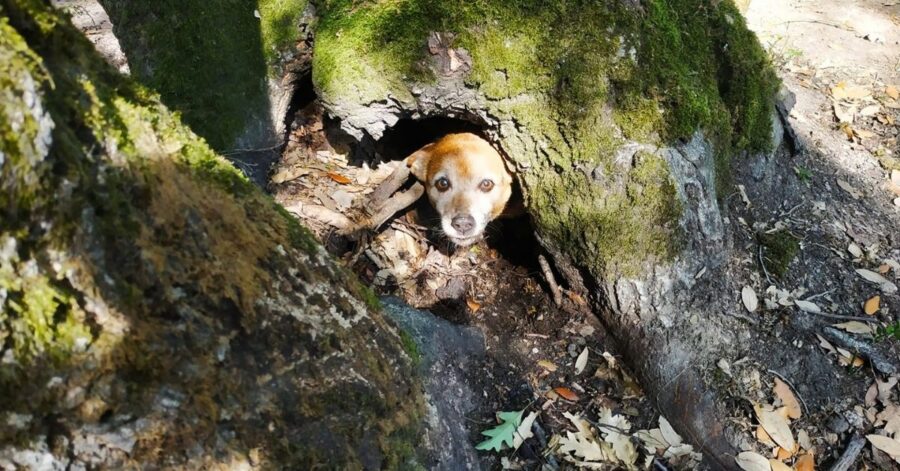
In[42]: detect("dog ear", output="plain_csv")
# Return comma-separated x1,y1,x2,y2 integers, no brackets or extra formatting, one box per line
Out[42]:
405,143,433,181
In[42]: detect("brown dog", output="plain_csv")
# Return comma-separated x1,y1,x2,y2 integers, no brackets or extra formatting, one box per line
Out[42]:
406,133,513,246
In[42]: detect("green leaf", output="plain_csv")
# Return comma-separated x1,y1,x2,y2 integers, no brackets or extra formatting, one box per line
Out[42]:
475,410,524,452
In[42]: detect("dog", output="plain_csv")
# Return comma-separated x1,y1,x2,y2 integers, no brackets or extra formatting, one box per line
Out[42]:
406,133,513,247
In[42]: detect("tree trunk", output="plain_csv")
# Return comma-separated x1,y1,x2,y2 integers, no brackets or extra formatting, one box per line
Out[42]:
0,2,421,469
307,1,882,469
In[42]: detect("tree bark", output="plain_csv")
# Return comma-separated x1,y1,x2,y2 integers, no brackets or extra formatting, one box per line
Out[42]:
0,2,421,469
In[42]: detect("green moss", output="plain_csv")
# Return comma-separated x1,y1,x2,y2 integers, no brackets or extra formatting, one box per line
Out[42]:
527,151,682,277
98,0,307,150
758,231,800,278
398,329,421,368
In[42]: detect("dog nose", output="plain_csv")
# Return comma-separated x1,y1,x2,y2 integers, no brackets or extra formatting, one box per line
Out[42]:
451,215,475,235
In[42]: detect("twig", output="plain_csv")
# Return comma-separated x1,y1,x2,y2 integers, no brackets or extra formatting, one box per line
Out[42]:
766,369,810,416
804,289,835,301
828,434,866,471
779,19,850,31
368,163,411,210
821,327,897,375
758,245,774,284
538,254,563,307
799,310,879,323
220,143,283,156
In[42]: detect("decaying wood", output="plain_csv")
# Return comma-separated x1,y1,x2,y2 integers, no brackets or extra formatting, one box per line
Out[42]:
821,327,897,375
345,182,425,235
538,254,563,307
828,434,866,471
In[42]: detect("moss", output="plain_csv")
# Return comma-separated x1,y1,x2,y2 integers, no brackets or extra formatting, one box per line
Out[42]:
758,230,799,278
98,0,308,150
527,151,682,277
312,0,777,275
398,329,421,368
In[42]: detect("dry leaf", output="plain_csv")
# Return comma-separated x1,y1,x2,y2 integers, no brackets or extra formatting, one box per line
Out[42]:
513,411,538,449
797,429,812,451
834,103,856,124
659,416,683,447
833,321,874,335
854,128,876,139
860,104,881,117
832,82,870,100
742,286,759,313
757,426,776,447
857,269,899,294
575,347,589,375
538,360,558,372
848,243,864,258
769,459,791,471
866,382,879,407
887,85,900,100
327,172,352,184
795,300,822,314
635,428,668,453
795,453,815,471
773,378,802,419
735,451,771,471
837,179,862,199
867,434,900,462
554,387,580,401
755,404,796,452
597,409,637,465
865,295,881,315
466,298,481,312
774,447,792,460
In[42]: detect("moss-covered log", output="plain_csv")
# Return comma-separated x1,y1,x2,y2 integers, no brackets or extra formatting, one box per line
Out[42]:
308,0,780,467
0,1,421,468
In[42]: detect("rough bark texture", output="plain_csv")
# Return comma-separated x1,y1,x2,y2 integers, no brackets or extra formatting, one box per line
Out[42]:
0,1,422,469
308,0,782,467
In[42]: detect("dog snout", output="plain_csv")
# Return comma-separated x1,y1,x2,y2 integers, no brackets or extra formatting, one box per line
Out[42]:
451,215,476,235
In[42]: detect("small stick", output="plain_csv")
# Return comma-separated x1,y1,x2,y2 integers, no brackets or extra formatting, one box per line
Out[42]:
367,163,411,211
759,245,774,284
538,254,563,307
821,327,897,375
828,434,866,471
798,310,879,323
342,182,424,235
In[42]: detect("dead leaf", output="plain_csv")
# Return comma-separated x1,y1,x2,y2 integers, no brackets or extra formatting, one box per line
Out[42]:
755,404,796,452
774,447,792,460
857,269,899,294
860,104,881,117
575,347,589,375
854,128,876,139
833,321,874,335
659,416,683,447
849,243,864,258
466,298,481,312
513,411,538,449
795,300,822,314
837,179,862,199
735,451,771,471
554,387,580,401
867,434,900,462
866,382,879,406
742,286,759,313
773,378,802,419
887,85,900,100
834,103,857,124
865,295,881,315
797,429,812,451
769,458,791,471
538,360,558,372
795,453,815,471
327,172,352,184
832,82,871,100
757,426,776,447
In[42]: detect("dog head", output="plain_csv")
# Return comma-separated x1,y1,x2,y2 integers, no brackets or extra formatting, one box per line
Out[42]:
406,133,513,247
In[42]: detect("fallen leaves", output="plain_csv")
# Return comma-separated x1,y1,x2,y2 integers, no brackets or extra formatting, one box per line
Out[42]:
476,410,525,452
833,320,874,335
864,295,881,315
575,347,589,375
754,404,795,452
742,286,759,313
553,387,580,402
735,451,770,471
867,434,900,463
887,85,899,100
857,268,899,294
326,171,352,184
553,410,639,468
794,299,822,314
773,378,802,420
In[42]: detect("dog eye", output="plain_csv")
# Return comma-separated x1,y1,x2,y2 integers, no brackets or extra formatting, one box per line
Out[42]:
434,177,451,192
479,179,495,192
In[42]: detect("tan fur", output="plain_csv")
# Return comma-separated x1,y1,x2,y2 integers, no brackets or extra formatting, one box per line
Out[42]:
406,133,513,246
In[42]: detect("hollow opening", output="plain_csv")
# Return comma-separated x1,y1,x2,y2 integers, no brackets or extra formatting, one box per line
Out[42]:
374,116,485,162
